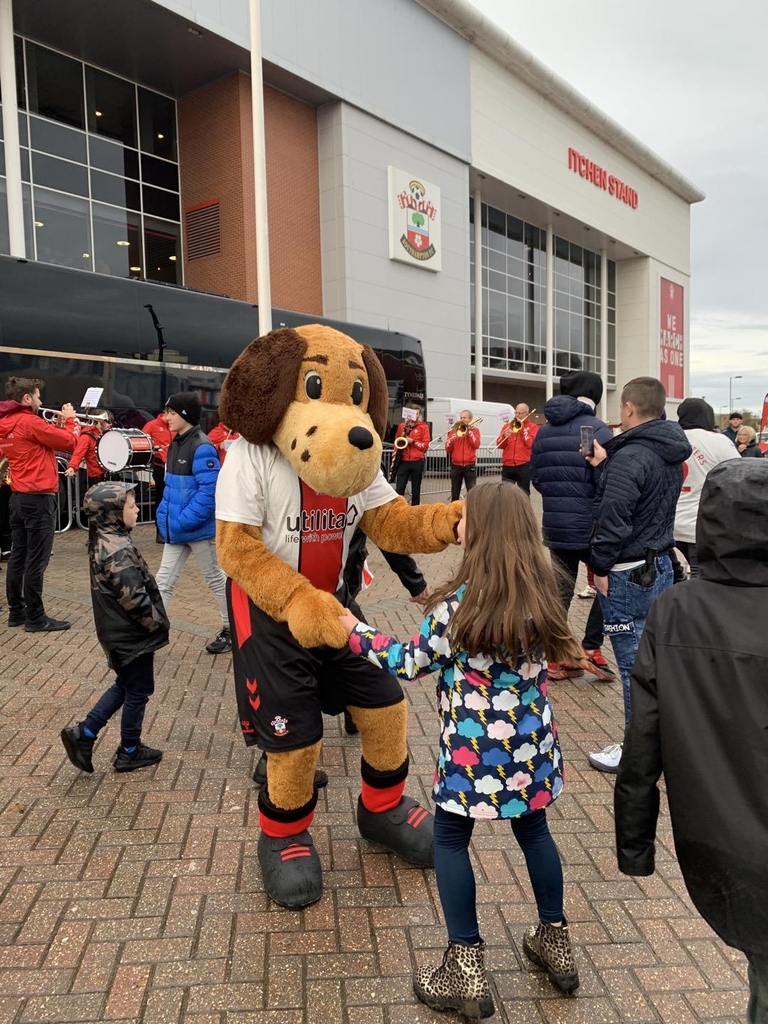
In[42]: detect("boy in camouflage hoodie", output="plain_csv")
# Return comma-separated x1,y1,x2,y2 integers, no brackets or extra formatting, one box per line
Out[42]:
60,482,169,773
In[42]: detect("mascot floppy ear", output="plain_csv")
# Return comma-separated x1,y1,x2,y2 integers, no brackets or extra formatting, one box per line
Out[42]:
361,344,388,440
220,328,307,445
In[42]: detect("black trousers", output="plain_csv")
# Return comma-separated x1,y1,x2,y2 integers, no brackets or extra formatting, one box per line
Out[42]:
6,493,57,625
83,652,155,749
450,464,477,501
502,463,531,495
550,547,604,650
0,483,11,552
395,460,424,506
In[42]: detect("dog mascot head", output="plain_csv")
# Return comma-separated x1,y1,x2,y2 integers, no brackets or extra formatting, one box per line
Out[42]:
219,324,388,497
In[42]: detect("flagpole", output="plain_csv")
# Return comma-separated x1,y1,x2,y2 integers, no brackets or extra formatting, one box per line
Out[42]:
248,0,272,335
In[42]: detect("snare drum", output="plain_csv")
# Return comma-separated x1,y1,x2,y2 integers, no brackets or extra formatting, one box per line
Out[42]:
96,429,154,473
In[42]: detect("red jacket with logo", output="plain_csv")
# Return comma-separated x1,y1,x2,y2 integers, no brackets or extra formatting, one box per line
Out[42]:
394,420,431,462
208,423,241,464
445,426,481,466
495,421,539,467
143,415,175,465
0,402,77,493
67,425,104,478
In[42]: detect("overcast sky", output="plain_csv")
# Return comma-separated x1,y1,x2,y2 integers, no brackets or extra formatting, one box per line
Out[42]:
469,0,768,417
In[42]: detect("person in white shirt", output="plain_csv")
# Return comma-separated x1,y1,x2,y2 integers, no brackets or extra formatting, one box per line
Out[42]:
675,399,740,578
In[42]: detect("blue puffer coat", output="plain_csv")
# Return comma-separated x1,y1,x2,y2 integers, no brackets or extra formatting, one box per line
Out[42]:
590,419,691,576
530,396,613,550
156,427,220,545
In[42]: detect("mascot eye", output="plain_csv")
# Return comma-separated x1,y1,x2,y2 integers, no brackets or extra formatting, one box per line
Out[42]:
304,372,323,400
351,379,364,406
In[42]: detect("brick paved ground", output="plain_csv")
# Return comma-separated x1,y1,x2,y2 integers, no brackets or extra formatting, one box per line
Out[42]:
0,488,749,1023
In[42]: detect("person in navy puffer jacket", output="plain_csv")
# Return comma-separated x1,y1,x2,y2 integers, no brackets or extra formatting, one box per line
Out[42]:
530,371,614,682
155,392,231,655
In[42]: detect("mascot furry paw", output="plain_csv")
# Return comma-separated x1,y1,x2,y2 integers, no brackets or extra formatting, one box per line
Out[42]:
215,324,462,908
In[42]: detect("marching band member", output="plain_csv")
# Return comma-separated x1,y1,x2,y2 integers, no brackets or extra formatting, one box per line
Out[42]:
64,410,114,488
143,409,176,541
393,409,430,506
445,409,481,501
495,403,539,494
0,376,78,632
208,420,241,465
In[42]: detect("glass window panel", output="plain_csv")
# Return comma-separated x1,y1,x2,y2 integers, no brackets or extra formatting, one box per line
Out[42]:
89,135,140,179
507,344,523,370
141,153,178,192
555,309,569,355
489,290,506,338
142,184,179,221
506,215,524,258
569,243,583,267
25,42,84,129
92,203,142,278
569,316,583,356
554,288,569,311
489,342,506,369
608,306,616,325
507,256,524,280
32,152,88,197
608,260,616,292
584,319,598,358
554,272,569,294
481,266,488,288
15,37,25,109
33,187,91,270
487,205,505,252
0,179,28,255
469,195,474,224
488,270,505,293
86,66,137,147
18,111,29,146
90,169,141,211
555,236,569,262
583,248,595,283
570,293,585,315
21,148,30,182
488,247,505,273
507,297,523,341
506,275,524,299
138,88,177,161
524,223,540,251
144,216,180,284
469,254,474,285
469,283,474,331
608,325,616,361
29,115,87,163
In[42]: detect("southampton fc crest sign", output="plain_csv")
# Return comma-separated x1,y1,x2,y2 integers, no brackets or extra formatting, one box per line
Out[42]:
388,167,442,272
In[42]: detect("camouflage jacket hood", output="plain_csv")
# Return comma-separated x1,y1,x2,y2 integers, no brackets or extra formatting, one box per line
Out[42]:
84,482,169,669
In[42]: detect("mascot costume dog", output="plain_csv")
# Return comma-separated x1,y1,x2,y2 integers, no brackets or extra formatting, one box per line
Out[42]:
215,324,462,908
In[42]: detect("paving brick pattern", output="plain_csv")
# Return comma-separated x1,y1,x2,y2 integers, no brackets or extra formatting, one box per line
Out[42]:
0,493,748,1022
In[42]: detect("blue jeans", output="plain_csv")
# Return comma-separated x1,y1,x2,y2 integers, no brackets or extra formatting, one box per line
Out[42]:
597,555,673,729
83,652,155,749
434,806,564,945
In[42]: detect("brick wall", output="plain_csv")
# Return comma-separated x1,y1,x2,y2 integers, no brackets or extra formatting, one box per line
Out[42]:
177,74,323,315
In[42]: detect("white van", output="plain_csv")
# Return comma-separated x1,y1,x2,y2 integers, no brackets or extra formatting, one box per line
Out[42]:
426,396,514,449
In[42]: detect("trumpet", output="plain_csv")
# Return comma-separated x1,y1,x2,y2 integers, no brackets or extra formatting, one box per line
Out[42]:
40,407,111,427
454,416,483,437
490,410,537,450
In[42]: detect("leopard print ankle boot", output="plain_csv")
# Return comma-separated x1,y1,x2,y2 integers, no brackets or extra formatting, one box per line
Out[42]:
523,920,579,994
413,940,495,1020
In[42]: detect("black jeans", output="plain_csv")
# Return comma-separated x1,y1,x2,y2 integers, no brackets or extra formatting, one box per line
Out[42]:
550,547,604,650
395,460,424,506
6,493,57,625
450,464,476,501
502,463,531,494
676,540,700,578
83,652,155,749
435,806,564,945
0,483,11,552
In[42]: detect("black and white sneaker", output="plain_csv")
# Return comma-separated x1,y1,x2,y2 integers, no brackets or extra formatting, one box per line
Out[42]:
205,628,232,654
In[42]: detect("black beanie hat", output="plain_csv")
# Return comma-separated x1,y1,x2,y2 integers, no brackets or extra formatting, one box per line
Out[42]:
166,391,201,427
559,370,603,406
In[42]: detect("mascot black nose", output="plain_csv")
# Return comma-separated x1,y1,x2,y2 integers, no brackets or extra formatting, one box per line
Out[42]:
348,426,374,451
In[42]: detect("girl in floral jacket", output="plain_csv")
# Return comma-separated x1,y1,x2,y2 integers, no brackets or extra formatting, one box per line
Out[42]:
340,481,583,1018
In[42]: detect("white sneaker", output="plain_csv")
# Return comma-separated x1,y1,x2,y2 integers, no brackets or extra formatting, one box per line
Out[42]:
578,586,597,599
588,742,622,773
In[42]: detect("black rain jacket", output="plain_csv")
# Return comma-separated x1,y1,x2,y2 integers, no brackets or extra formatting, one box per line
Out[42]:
614,459,768,956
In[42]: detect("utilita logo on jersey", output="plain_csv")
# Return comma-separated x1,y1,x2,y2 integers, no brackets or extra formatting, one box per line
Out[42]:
284,503,359,545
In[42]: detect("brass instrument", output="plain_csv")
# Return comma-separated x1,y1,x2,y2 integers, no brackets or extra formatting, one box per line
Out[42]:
388,419,415,481
394,435,410,451
491,409,536,450
40,407,111,427
454,416,483,437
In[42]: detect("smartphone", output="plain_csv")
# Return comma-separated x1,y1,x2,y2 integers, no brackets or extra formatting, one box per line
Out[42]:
579,425,595,457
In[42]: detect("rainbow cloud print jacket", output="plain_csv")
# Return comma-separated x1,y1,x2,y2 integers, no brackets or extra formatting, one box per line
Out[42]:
349,587,563,820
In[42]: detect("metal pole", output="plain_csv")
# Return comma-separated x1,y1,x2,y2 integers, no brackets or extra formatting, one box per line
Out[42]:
545,223,554,399
248,0,272,334
473,190,483,401
600,248,609,420
0,0,26,258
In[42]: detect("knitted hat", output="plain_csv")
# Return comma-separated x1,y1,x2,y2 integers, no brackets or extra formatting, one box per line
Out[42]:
559,370,603,406
165,391,201,427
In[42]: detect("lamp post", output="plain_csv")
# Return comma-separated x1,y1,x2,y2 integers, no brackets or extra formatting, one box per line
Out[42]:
248,0,272,336
729,375,742,415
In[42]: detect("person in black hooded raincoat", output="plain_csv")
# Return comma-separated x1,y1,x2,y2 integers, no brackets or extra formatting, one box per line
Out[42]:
615,458,768,1024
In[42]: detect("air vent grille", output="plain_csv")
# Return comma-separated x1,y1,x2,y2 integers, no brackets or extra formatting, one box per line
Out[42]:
186,201,221,260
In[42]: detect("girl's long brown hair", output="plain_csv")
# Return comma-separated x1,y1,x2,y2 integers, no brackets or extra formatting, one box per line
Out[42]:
429,481,583,665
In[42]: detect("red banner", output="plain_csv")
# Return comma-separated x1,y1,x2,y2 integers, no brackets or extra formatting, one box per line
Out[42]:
659,279,684,400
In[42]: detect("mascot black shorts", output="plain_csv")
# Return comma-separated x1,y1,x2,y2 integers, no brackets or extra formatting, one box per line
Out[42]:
227,581,405,752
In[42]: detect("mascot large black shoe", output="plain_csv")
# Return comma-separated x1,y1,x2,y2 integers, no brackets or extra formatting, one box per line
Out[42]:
215,325,461,908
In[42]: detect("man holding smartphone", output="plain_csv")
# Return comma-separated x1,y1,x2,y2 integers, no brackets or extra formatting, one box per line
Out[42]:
585,377,691,773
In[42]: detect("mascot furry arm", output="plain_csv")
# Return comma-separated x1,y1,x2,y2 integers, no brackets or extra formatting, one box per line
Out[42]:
215,325,461,649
